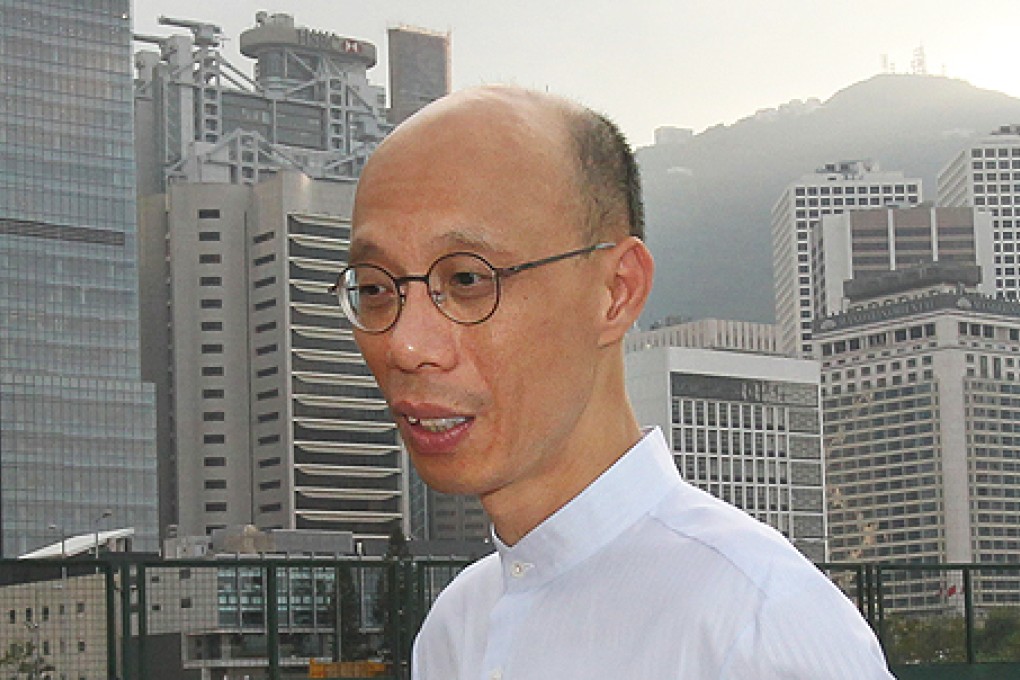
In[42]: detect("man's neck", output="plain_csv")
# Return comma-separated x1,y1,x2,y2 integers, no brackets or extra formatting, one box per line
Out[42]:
482,410,642,546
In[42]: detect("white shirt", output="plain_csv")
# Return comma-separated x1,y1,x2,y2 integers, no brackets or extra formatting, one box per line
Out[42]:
412,428,894,680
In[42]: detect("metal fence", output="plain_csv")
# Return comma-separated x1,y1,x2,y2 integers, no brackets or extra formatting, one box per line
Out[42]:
1,557,1019,680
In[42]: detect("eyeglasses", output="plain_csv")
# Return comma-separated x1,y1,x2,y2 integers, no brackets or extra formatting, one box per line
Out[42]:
334,242,614,333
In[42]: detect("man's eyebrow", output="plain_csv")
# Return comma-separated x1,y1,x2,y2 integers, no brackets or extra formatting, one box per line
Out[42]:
347,239,382,263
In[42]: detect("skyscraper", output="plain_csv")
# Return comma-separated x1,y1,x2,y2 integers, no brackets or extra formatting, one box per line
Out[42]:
771,160,922,357
0,0,157,556
136,14,402,551
387,26,451,126
938,125,1020,299
815,266,1020,611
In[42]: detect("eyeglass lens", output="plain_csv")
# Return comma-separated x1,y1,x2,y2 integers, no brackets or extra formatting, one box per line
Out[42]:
339,252,501,331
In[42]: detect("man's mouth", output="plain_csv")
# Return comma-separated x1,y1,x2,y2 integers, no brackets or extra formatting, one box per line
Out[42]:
405,415,470,433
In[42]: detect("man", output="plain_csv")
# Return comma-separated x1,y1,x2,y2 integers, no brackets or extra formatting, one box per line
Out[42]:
341,86,894,679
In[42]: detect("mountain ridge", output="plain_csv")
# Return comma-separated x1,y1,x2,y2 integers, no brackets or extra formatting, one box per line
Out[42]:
637,74,1020,327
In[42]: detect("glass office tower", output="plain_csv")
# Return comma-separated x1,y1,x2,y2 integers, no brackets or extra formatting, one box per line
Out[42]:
0,0,157,555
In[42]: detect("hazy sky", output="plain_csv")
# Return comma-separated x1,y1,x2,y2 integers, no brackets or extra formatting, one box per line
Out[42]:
133,0,1020,147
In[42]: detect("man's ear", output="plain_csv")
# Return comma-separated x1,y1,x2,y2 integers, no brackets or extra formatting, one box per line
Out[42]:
598,237,654,347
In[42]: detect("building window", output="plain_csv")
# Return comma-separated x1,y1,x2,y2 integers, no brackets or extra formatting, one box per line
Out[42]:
200,276,222,286
253,298,276,311
201,366,224,377
200,298,223,309
198,208,221,219
258,434,281,445
256,366,278,378
203,411,225,422
203,389,225,399
254,253,276,266
259,457,281,468
253,231,275,244
203,457,226,467
205,503,227,512
256,343,277,356
254,275,276,289
257,388,279,400
201,321,223,331
199,253,221,264
258,412,280,423
205,479,227,490
201,344,224,354
198,231,221,242
256,321,277,333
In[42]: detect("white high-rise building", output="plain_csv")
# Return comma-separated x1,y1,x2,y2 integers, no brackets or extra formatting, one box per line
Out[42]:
772,160,922,357
937,124,1020,299
135,15,408,551
139,172,404,552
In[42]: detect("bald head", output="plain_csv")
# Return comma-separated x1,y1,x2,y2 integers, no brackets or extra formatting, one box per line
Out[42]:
357,86,643,243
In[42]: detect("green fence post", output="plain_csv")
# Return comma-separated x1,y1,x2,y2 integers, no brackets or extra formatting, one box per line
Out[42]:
120,562,132,680
136,563,147,680
333,564,342,662
104,563,117,680
266,564,280,680
875,566,887,651
963,566,975,664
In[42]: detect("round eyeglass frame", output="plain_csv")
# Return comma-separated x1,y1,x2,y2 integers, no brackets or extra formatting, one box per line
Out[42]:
334,242,615,333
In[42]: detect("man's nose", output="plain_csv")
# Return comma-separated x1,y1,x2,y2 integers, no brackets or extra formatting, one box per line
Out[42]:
386,280,457,372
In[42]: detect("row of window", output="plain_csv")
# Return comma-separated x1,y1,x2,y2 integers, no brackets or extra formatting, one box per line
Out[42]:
794,184,918,196
821,324,936,357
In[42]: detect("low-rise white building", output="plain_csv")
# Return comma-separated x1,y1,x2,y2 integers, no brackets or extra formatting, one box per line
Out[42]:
625,334,825,561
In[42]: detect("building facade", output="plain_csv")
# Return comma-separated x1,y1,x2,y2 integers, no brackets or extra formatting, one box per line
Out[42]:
139,173,403,551
815,268,1020,611
816,205,995,316
625,344,827,561
135,14,411,551
134,12,391,195
387,26,451,126
0,0,158,556
771,160,922,357
627,318,779,355
937,124,1020,300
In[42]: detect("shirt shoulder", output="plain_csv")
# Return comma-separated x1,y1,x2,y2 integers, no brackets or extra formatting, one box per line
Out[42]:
647,481,893,678
649,478,817,595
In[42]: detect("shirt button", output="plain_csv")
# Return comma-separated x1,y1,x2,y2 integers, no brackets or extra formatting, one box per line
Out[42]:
510,561,531,578
490,669,503,680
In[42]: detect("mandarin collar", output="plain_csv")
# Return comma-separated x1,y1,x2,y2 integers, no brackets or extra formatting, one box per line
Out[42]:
493,427,680,592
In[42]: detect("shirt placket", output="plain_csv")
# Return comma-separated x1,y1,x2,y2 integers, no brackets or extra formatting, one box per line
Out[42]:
480,559,537,680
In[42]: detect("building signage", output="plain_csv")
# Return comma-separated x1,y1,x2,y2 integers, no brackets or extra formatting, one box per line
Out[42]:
670,372,817,406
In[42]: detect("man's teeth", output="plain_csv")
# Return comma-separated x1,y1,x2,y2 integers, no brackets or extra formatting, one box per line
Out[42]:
406,415,468,433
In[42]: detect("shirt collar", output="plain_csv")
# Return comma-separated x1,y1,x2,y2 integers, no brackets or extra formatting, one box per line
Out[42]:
493,427,680,591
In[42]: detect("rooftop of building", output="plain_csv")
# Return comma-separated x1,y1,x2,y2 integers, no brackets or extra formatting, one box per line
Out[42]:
843,263,983,302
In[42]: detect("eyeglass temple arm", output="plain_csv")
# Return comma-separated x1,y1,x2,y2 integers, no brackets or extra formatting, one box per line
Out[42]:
497,242,615,277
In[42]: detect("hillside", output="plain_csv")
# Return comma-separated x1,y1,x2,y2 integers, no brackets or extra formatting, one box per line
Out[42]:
637,74,1020,326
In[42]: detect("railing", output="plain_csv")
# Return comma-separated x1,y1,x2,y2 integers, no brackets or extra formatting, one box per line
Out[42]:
819,562,1020,679
1,557,1018,680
